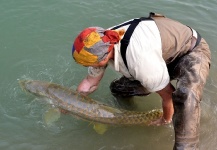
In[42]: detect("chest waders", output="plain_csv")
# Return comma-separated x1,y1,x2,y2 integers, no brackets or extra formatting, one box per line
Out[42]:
110,12,210,150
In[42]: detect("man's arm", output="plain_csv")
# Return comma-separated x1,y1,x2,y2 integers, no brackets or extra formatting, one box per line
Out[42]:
150,82,175,125
77,67,105,96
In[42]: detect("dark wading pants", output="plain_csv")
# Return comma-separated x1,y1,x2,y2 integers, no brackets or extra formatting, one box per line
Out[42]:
110,38,211,150
168,38,210,150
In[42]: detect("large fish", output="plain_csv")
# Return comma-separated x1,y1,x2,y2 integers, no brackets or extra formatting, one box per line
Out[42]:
19,80,162,126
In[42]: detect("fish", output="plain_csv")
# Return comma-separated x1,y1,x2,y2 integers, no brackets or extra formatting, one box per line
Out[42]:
19,80,163,127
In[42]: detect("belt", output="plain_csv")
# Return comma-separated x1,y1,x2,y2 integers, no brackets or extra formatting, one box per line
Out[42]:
190,29,202,50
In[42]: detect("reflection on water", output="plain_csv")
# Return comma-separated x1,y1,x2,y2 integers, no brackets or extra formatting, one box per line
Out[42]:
1,0,217,149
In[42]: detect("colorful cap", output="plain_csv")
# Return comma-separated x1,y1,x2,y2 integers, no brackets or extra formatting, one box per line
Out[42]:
72,27,120,66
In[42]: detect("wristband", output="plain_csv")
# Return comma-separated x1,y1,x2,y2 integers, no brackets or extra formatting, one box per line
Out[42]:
88,66,106,77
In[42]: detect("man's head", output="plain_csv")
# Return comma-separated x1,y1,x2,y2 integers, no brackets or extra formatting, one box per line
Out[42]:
72,27,120,66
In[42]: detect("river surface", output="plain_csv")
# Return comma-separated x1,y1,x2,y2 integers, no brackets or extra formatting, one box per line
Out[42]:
1,0,217,149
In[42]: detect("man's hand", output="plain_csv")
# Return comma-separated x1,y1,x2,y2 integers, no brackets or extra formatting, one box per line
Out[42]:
77,72,104,96
149,116,172,126
79,85,98,96
155,83,175,125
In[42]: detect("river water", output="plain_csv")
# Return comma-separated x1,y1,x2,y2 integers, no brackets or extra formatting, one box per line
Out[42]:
1,0,217,150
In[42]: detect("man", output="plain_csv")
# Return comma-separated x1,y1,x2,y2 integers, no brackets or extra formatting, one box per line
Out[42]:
72,12,211,150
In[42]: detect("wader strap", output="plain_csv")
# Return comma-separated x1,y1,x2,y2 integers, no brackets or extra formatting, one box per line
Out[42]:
189,27,202,50
120,19,141,70
193,31,201,49
111,17,153,71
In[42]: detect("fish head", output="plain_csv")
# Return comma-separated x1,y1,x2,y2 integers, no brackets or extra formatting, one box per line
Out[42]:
19,80,49,97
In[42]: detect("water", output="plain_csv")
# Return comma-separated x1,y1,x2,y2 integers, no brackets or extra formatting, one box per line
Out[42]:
1,0,217,149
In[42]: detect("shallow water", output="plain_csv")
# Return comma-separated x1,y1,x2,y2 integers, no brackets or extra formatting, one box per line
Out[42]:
1,0,217,149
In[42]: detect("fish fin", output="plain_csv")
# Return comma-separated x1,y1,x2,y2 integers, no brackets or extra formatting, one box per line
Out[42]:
93,123,108,135
43,108,61,126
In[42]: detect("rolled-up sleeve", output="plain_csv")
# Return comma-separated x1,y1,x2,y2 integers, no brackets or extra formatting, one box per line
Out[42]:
88,66,106,77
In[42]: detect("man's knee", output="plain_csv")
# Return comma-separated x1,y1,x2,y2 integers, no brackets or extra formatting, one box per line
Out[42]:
172,86,190,105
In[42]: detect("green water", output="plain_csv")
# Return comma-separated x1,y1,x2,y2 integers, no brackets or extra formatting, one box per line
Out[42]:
1,0,217,149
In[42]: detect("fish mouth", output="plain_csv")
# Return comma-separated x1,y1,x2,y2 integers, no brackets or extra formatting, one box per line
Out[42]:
19,80,34,93
19,80,28,92
18,80,49,97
